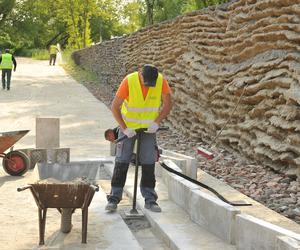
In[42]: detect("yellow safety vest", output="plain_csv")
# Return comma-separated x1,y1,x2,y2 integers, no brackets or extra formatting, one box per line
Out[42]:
0,53,13,69
49,45,57,54
121,72,163,129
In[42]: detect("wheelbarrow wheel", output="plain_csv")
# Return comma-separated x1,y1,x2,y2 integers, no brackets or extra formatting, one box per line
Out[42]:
60,208,73,233
3,150,30,176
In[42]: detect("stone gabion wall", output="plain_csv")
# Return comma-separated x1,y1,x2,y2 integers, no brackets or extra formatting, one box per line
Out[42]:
73,0,300,176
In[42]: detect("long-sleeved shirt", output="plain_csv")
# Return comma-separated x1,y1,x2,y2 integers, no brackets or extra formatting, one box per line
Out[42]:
0,54,17,70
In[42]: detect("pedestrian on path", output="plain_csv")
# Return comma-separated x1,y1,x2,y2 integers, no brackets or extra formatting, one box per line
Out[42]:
0,49,17,91
49,44,58,66
105,64,172,213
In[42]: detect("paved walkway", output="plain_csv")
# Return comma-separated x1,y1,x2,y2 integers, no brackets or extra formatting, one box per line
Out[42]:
0,57,116,159
0,58,142,250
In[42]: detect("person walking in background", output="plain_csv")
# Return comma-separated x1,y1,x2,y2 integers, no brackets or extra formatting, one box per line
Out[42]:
49,44,58,66
105,64,172,213
0,49,17,91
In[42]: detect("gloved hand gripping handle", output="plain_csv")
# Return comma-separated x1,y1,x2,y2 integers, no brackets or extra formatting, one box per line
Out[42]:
114,126,169,143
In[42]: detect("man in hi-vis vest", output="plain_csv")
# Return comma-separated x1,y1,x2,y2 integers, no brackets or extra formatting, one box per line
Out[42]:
0,49,17,91
49,44,58,66
106,64,172,212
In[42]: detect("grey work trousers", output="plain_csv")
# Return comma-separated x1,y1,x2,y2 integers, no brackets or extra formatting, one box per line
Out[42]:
2,69,12,90
108,130,158,204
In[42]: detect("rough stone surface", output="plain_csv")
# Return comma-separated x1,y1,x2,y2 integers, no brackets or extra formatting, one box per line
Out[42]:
73,0,300,178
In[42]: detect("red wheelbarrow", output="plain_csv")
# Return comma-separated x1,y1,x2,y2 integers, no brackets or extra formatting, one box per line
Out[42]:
0,130,30,176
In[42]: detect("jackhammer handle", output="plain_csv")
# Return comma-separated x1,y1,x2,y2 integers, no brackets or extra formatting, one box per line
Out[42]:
114,135,127,143
114,126,169,143
17,185,32,192
158,126,169,131
90,184,99,192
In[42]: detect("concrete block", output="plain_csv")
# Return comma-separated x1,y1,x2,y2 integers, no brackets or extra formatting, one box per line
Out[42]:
46,148,70,164
160,154,187,173
168,175,199,213
159,159,182,188
19,148,70,168
37,161,103,181
276,236,300,250
161,149,197,179
236,214,300,250
190,189,240,244
28,148,47,168
36,117,60,149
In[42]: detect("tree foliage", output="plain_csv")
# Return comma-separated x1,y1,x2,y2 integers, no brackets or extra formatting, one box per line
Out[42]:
0,0,231,52
0,0,15,25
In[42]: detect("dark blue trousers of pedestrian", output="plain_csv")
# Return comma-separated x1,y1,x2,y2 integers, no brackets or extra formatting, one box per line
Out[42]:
2,69,12,90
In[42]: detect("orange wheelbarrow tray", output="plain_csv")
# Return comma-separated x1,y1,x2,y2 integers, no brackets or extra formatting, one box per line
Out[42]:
0,130,30,176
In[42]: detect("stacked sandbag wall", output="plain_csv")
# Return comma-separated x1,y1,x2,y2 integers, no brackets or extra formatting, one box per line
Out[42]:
73,0,300,176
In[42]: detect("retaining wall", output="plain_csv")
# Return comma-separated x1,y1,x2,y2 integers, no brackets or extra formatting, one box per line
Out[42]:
73,0,300,176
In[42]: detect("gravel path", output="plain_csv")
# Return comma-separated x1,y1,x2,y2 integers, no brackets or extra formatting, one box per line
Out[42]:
78,78,300,225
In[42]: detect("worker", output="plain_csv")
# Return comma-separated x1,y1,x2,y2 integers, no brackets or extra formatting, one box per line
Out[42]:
49,44,58,66
0,49,17,91
105,64,172,213
104,127,120,142
104,126,161,164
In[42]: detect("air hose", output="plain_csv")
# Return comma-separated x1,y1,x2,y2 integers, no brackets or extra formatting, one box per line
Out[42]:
159,161,251,206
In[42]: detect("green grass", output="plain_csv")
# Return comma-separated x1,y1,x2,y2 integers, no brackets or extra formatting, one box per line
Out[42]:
61,50,99,83
31,49,49,60
16,48,49,60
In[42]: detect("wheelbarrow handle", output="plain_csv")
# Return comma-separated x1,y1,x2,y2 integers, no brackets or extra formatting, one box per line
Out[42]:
114,126,169,143
17,185,32,192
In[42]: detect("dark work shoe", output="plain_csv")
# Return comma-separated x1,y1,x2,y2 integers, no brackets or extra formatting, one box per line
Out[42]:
105,201,117,212
144,202,162,212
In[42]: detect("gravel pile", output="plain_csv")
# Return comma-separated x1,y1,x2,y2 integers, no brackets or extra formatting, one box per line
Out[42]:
81,80,300,225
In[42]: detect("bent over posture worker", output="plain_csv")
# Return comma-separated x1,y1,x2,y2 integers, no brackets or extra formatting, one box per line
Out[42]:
106,64,172,213
0,49,17,91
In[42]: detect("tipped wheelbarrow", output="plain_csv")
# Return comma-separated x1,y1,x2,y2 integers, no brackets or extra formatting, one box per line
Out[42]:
0,130,30,176
18,181,99,245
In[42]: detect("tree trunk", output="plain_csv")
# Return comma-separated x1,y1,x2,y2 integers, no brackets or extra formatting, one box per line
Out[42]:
145,0,154,25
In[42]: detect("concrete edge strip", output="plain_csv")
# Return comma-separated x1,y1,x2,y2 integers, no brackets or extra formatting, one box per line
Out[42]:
103,158,300,249
236,214,300,250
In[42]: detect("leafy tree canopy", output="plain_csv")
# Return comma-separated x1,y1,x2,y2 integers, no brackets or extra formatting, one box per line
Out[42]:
0,0,230,52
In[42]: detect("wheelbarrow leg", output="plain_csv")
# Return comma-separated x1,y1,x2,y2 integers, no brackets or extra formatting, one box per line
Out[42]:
38,208,47,245
82,208,88,243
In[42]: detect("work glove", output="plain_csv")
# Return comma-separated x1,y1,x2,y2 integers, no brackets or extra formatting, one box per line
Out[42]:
123,128,136,138
146,122,159,133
